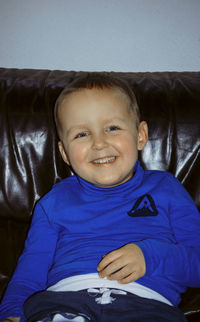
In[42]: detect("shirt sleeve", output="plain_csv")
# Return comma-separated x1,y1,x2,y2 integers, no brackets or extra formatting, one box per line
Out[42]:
0,201,59,320
136,174,200,288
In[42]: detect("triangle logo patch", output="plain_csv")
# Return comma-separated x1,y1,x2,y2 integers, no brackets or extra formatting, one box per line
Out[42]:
128,194,158,217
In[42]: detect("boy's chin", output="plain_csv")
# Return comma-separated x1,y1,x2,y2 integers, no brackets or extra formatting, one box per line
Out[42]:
92,175,133,188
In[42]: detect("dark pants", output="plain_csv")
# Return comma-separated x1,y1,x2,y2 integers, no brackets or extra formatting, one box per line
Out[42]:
24,288,187,322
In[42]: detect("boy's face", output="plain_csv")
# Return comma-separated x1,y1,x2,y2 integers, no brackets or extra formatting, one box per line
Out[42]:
58,88,148,188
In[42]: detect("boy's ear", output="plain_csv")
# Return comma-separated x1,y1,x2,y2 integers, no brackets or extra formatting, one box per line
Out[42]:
58,141,70,165
137,121,148,151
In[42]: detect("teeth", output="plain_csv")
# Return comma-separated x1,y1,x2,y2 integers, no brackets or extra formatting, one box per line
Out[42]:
93,157,116,164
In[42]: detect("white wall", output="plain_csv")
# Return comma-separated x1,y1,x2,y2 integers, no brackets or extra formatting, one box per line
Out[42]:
0,0,199,72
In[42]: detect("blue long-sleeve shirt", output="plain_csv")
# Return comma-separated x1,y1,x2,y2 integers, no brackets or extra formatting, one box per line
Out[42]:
1,161,200,320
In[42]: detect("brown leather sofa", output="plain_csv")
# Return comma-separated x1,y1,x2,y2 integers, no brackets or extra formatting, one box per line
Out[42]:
0,68,200,321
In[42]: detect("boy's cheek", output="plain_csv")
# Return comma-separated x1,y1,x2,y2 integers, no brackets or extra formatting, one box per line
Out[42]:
67,144,87,164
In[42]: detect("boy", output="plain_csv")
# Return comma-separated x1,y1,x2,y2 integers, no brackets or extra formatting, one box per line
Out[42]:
0,73,200,321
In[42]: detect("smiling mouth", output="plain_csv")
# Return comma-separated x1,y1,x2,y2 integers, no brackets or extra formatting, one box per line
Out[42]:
92,156,116,165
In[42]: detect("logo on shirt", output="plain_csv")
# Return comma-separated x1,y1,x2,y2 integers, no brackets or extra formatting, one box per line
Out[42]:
127,194,158,217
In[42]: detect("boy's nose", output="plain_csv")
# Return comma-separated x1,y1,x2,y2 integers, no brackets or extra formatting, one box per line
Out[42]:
92,134,108,150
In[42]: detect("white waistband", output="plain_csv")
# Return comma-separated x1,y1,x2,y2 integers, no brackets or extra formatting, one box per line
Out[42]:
47,273,172,306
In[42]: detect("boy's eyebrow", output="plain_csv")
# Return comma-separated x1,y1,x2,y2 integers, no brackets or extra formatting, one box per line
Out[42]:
106,117,128,123
102,117,132,125
66,124,88,135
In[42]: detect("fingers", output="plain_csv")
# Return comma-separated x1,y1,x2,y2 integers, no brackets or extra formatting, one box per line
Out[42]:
118,271,138,284
98,257,125,279
99,262,140,283
105,264,133,281
97,249,121,273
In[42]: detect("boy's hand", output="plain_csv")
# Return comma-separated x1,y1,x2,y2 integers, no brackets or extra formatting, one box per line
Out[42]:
97,243,146,284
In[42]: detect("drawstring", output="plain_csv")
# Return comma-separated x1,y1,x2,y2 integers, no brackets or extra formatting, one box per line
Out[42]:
87,287,127,305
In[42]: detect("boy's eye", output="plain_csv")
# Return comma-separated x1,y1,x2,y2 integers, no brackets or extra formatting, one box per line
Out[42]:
107,125,120,132
75,132,88,139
